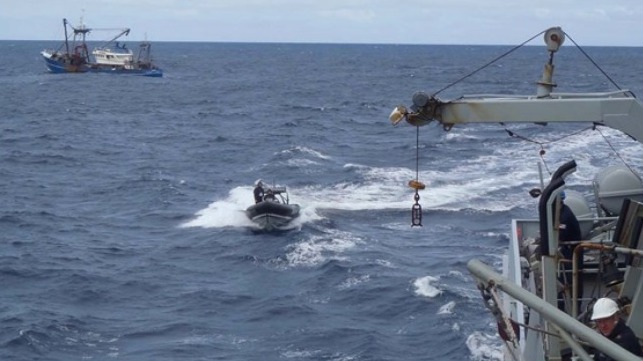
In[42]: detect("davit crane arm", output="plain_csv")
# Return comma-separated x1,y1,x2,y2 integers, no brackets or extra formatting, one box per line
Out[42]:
389,27,643,146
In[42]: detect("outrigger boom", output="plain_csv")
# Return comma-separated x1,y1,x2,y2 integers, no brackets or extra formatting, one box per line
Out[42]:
389,27,643,144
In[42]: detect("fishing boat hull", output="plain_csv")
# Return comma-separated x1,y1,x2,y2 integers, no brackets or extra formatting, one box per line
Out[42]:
41,18,163,77
41,50,87,73
245,201,301,231
41,52,163,77
85,65,163,77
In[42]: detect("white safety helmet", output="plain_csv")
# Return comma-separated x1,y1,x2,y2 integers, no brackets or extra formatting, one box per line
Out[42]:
591,298,619,320
254,179,263,187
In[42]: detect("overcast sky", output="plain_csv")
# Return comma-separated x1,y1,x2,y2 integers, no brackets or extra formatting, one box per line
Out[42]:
1,0,642,46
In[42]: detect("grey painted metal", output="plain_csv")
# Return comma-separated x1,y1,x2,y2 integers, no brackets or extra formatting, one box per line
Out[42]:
614,246,643,257
624,266,643,339
393,94,643,145
540,256,560,358
506,222,526,344
467,259,640,361
551,324,593,361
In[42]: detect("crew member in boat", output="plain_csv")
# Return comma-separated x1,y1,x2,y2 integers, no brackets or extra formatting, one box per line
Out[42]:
590,297,642,360
263,189,277,202
253,179,264,204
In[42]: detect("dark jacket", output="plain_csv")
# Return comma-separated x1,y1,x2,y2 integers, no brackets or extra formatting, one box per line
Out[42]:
559,203,582,242
595,319,643,361
253,186,264,204
559,203,583,263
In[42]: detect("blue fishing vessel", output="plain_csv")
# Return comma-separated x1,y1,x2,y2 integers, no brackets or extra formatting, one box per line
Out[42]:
41,18,163,77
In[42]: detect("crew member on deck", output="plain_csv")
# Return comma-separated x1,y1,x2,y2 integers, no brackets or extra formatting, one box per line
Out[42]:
559,191,582,243
557,191,583,311
253,179,264,204
591,297,642,360
558,191,582,261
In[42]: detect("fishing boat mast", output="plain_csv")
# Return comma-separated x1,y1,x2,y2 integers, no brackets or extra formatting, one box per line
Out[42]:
63,18,70,55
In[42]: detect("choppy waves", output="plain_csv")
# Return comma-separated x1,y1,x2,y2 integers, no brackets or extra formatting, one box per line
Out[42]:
3,41,643,360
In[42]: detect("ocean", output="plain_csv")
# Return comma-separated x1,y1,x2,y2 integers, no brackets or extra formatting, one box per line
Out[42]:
1,39,643,361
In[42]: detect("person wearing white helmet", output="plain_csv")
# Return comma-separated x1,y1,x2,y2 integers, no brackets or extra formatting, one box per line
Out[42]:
253,179,265,204
590,297,642,360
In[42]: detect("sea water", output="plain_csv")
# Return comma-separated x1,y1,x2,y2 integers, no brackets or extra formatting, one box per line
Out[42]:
1,40,643,360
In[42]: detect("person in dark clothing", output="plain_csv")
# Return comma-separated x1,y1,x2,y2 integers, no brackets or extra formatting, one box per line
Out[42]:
253,179,264,204
557,191,583,257
591,297,643,360
559,192,582,243
557,191,583,311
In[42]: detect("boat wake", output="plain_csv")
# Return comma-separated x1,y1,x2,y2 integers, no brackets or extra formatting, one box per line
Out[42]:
180,186,322,229
181,167,538,231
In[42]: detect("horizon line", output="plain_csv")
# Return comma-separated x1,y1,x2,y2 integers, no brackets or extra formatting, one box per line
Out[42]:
1,38,640,48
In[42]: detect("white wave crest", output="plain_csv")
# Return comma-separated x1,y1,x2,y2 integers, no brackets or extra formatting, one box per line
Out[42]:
277,146,331,160
438,301,456,314
413,275,442,298
285,230,360,267
466,331,503,361
338,274,371,290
